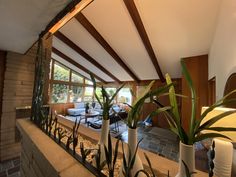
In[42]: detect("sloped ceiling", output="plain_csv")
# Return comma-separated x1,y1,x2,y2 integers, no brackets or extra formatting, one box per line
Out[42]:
0,0,222,82
52,0,222,82
0,0,71,53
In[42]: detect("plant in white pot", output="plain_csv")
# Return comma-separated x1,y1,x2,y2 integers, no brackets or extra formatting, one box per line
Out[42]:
121,81,171,177
159,59,236,177
90,74,125,165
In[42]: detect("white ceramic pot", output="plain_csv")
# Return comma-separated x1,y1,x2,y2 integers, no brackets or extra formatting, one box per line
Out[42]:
93,119,110,166
175,142,195,177
120,128,144,177
213,138,233,177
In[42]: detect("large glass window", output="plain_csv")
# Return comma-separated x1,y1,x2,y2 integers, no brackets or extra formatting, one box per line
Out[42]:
53,62,70,81
85,79,93,85
51,84,69,103
95,87,103,102
71,72,83,83
84,87,94,102
118,88,132,105
105,88,117,97
69,86,83,102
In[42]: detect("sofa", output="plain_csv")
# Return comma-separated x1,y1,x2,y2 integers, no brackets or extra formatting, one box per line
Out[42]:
67,102,124,117
67,102,85,116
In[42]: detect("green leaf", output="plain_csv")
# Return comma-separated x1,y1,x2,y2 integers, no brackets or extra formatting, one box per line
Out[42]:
182,160,196,177
109,83,125,104
144,153,155,177
203,127,236,132
197,110,236,133
194,133,231,142
165,73,180,124
113,138,120,170
196,98,236,132
149,106,172,118
134,170,150,177
132,81,155,106
181,59,197,139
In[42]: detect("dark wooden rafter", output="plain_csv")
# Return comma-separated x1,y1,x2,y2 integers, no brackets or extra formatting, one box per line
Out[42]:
75,13,140,82
123,0,165,82
52,47,107,83
54,31,121,83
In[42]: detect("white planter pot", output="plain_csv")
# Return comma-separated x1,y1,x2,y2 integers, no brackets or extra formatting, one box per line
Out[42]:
176,142,195,177
94,119,110,166
120,128,144,177
213,138,233,177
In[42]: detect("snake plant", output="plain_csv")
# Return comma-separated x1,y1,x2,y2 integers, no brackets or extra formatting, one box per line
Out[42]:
90,74,125,120
162,59,236,145
125,81,172,129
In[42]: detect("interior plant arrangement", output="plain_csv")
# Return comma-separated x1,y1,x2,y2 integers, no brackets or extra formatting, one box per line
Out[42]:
90,73,125,165
156,59,236,177
121,81,172,177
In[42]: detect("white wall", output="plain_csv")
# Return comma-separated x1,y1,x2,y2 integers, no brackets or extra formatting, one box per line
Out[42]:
209,0,236,100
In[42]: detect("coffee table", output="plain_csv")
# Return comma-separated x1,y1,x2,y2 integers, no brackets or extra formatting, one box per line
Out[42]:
80,111,100,124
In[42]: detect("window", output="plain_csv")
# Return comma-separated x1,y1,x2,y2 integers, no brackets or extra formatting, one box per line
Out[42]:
84,87,94,102
51,84,69,103
95,87,103,102
105,88,117,97
71,72,83,83
53,62,70,81
118,88,132,105
50,60,92,104
85,79,93,85
69,86,83,102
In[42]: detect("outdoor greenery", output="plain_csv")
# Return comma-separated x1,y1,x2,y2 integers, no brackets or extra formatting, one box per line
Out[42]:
54,62,69,81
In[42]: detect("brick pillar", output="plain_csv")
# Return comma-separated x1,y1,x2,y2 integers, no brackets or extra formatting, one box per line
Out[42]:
0,36,52,161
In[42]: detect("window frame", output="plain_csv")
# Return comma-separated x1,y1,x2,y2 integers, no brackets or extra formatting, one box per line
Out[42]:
49,59,94,104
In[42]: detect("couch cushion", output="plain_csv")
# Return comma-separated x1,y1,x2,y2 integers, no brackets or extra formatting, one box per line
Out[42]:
74,102,84,109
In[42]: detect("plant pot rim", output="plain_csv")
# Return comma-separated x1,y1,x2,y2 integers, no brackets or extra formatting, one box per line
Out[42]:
180,141,194,147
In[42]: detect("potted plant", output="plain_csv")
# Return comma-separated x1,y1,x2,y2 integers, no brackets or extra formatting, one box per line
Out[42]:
121,81,171,177
90,74,125,165
160,59,236,177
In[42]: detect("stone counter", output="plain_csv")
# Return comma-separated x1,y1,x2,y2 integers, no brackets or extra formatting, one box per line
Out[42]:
17,118,208,177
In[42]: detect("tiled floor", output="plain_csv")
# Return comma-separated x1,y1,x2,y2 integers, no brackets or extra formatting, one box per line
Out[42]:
0,157,20,177
118,126,179,162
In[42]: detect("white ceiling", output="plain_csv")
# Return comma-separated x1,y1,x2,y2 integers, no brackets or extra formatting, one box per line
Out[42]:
0,0,71,53
52,0,222,82
0,0,222,82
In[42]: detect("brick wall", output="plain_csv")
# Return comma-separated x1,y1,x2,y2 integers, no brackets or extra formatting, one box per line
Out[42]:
0,47,36,161
0,36,52,161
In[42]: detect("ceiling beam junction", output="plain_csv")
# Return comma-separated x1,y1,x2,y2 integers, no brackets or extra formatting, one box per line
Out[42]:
75,12,140,83
52,47,107,83
54,31,121,83
123,0,165,82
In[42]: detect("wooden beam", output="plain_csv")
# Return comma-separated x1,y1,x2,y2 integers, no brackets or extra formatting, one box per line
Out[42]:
54,32,121,83
75,13,140,82
52,47,107,83
123,0,165,82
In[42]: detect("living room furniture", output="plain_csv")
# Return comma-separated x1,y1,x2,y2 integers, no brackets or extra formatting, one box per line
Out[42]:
80,111,100,124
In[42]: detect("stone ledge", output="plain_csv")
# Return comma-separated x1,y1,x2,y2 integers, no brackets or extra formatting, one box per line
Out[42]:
17,118,207,177
16,119,94,177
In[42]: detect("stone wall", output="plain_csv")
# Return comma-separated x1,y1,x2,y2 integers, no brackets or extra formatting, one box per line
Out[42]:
0,48,36,161
0,36,52,161
17,119,94,177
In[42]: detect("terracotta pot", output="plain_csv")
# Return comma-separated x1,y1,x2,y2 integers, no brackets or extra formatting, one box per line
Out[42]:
176,142,195,177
